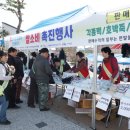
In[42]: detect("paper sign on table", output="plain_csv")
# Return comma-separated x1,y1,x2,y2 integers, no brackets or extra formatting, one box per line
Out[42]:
63,85,74,99
71,87,82,102
96,94,112,111
125,89,130,98
118,97,130,118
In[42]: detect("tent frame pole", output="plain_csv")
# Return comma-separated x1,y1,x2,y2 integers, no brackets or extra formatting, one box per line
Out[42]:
91,45,97,130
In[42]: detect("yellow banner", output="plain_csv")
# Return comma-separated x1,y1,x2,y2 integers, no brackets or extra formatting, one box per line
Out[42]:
107,8,130,23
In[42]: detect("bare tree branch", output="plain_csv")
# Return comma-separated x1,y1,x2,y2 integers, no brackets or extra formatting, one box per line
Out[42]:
0,0,26,34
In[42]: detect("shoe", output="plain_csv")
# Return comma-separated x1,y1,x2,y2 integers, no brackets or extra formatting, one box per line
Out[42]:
8,105,20,109
0,120,11,125
40,107,50,111
28,104,35,108
16,99,23,104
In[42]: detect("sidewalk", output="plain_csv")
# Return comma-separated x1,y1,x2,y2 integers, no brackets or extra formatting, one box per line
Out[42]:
0,90,92,130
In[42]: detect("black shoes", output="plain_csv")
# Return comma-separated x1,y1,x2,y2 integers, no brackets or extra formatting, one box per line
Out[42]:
16,99,23,104
40,107,50,111
0,120,11,125
28,104,35,108
8,105,20,109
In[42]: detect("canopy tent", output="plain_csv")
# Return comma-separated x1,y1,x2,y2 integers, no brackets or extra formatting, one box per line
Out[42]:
111,43,130,49
5,5,93,50
4,6,130,50
27,6,88,31
118,57,130,65
87,53,130,65
111,44,122,49
87,53,103,63
4,6,130,130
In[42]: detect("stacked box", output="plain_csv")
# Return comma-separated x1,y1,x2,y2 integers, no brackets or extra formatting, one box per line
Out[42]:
78,99,92,109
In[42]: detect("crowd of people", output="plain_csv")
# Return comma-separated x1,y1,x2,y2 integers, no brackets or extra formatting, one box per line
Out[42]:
0,47,26,125
0,46,122,125
0,47,90,125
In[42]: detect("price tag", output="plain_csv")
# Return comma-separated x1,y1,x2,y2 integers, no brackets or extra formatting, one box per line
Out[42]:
96,94,112,111
118,97,130,118
71,87,82,102
63,85,74,99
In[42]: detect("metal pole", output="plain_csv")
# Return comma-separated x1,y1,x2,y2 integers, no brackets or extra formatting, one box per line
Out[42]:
91,45,97,130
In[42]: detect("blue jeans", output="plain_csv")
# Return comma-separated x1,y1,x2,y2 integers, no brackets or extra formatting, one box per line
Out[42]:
0,95,8,121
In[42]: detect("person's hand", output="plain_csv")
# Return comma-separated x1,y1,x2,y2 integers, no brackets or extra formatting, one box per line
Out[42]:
11,76,14,79
110,77,115,83
13,79,17,84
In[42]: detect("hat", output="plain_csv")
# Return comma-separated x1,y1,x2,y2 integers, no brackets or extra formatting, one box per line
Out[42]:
53,58,60,63
39,48,49,54
0,50,7,57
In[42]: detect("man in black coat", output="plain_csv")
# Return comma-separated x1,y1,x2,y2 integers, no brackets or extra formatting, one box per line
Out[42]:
6,47,20,109
15,52,24,104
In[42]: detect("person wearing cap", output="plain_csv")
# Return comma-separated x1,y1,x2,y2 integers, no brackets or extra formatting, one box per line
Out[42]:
0,51,14,125
32,48,53,111
51,58,71,76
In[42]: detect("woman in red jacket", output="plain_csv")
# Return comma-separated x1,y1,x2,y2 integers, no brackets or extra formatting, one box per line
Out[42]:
98,47,120,84
71,51,89,78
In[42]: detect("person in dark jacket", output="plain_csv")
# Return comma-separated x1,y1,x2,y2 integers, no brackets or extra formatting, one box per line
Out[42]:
15,52,24,104
33,48,52,111
28,52,37,70
51,58,61,76
51,58,71,75
27,69,38,108
6,47,20,109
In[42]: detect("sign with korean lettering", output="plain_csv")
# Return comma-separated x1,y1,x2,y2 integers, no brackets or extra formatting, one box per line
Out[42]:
42,25,73,42
71,87,82,102
63,85,74,99
26,33,40,44
107,8,130,23
118,97,130,118
96,94,112,111
6,7,130,49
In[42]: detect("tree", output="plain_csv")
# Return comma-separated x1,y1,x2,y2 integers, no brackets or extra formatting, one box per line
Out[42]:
0,29,10,37
0,0,26,34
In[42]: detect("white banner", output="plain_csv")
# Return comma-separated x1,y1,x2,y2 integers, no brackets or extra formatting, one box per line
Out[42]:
96,94,112,111
5,7,130,50
118,97,130,118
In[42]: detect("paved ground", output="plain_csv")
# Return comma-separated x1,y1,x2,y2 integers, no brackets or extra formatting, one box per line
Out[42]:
0,86,128,130
0,88,91,130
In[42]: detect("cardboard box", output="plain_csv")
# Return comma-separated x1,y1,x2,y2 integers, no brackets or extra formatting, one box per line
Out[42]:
78,99,92,108
109,107,118,121
96,108,106,121
88,108,106,121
